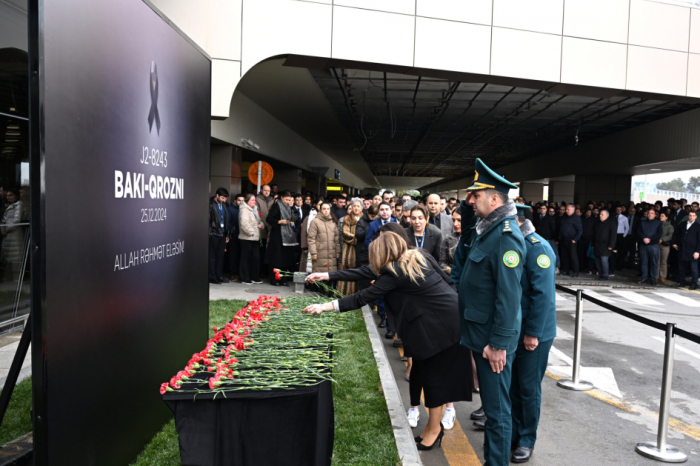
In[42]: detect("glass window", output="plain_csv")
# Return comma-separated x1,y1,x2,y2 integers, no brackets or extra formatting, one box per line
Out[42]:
0,0,29,329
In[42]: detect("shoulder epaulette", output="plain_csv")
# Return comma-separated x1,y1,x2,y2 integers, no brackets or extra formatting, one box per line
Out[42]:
503,220,513,233
529,236,540,244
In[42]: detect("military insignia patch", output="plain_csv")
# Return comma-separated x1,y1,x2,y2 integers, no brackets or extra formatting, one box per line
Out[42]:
503,251,520,268
537,255,551,268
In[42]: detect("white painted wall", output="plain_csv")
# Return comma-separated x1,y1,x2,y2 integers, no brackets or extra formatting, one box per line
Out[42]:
212,92,370,189
150,0,700,118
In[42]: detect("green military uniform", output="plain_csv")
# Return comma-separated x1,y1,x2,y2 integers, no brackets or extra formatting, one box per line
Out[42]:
450,159,525,466
510,205,557,456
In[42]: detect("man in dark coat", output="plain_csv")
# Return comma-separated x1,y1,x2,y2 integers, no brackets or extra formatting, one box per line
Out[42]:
578,209,597,273
637,209,663,286
209,187,230,284
265,191,299,286
672,211,700,289
225,193,244,281
593,210,617,280
558,205,582,277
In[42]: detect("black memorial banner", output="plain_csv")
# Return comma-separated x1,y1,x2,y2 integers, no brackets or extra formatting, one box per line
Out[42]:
29,0,211,464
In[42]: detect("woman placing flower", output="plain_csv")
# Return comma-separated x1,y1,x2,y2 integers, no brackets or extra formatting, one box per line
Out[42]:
303,232,471,451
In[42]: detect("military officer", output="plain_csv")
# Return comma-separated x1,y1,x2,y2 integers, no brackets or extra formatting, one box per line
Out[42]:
509,204,557,463
450,158,525,466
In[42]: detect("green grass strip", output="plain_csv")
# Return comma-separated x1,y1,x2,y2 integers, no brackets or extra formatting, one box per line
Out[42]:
0,299,399,465
0,376,32,446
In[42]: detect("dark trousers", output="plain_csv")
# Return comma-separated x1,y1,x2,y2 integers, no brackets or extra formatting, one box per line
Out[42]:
639,244,659,281
559,240,578,275
225,238,240,276
208,235,226,281
595,255,610,279
239,240,260,283
474,351,516,466
511,339,553,449
577,239,591,272
610,233,626,273
678,258,699,288
377,297,391,332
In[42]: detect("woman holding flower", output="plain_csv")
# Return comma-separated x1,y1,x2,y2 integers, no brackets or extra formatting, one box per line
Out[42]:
304,232,471,451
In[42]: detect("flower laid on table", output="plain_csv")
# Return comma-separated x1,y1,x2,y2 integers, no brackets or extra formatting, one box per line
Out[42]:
160,295,344,396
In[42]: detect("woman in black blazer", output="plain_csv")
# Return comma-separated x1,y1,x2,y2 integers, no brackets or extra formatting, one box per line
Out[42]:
303,232,471,450
404,204,443,261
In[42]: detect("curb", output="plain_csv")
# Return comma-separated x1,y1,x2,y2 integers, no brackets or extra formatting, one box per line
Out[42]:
361,305,422,466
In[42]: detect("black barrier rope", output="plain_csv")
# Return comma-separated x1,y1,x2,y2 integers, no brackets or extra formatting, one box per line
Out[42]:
674,327,700,346
579,292,668,332
555,284,700,346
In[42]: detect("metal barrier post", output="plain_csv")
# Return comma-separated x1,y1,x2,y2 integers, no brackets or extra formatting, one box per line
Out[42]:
636,323,688,463
557,289,594,391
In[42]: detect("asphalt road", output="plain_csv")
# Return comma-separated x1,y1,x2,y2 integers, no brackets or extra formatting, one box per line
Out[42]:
381,275,700,466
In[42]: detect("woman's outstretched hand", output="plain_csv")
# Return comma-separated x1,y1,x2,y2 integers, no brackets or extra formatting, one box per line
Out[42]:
306,272,329,282
303,303,327,315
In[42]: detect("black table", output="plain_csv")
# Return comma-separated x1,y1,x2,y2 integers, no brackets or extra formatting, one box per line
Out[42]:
164,381,334,466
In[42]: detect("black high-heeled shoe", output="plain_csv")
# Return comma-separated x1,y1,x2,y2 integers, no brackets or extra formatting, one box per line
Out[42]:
416,426,444,451
414,435,422,443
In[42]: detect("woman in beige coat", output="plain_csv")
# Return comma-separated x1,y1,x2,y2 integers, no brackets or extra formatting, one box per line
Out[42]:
238,194,265,284
307,202,339,274
300,199,323,273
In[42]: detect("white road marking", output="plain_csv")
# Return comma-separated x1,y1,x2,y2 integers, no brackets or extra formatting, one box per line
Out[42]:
549,345,573,365
652,292,700,308
555,326,574,340
579,289,619,305
549,345,623,398
652,336,700,360
610,290,663,306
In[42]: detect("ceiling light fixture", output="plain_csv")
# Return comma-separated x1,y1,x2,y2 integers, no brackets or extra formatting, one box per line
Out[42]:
650,169,661,171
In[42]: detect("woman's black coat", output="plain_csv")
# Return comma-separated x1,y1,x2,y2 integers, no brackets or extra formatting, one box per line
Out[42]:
355,212,372,266
329,255,460,360
265,202,296,266
405,227,442,261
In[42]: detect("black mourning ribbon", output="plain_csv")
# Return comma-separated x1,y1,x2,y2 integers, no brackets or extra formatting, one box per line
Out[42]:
148,61,161,134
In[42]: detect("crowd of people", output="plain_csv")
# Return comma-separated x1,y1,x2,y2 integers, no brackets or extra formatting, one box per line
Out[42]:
526,196,700,288
207,184,462,289
206,174,700,465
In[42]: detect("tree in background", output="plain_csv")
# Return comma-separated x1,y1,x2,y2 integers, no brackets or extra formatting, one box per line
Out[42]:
686,176,700,193
656,178,686,192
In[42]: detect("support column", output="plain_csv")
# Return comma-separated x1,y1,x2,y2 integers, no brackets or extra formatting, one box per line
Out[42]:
519,182,545,203
210,144,242,197
271,168,302,194
574,175,632,205
548,180,575,204
210,144,233,196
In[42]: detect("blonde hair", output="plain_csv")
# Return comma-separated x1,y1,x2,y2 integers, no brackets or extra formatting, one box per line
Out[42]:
369,232,427,284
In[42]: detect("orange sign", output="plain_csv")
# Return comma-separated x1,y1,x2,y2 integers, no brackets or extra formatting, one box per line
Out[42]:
248,161,274,186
